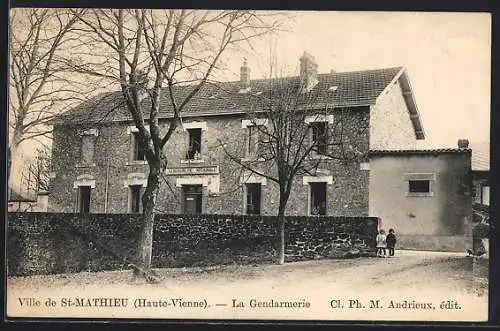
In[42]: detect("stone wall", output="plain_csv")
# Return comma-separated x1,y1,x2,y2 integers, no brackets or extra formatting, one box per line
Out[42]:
7,212,379,276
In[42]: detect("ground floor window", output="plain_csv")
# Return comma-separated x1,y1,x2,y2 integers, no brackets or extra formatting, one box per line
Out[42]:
78,186,91,213
246,183,262,215
182,185,202,214
128,185,143,213
310,182,327,215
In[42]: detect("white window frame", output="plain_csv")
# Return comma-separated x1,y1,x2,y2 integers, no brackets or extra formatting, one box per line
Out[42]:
303,175,333,185
73,174,96,188
123,173,147,187
240,172,267,186
241,118,268,128
404,173,436,197
74,177,93,213
175,177,207,187
127,125,150,134
182,121,207,131
304,114,334,125
303,175,332,216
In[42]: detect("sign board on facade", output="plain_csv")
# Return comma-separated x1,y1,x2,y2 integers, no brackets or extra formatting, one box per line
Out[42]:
165,165,219,176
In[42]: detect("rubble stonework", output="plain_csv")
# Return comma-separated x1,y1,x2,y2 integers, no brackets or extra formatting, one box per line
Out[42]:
7,212,379,276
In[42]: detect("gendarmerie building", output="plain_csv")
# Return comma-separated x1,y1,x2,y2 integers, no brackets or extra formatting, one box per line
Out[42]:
48,52,472,251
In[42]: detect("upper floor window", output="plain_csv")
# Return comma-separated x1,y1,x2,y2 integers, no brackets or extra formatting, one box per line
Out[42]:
242,119,268,159
131,132,146,161
187,128,202,160
304,115,333,156
247,125,267,158
182,122,207,161
127,125,148,164
310,122,328,155
78,129,98,166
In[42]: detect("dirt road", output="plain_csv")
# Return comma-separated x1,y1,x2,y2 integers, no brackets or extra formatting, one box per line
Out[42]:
7,250,488,321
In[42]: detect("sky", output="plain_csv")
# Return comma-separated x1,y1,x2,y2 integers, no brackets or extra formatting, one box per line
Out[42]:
219,11,491,149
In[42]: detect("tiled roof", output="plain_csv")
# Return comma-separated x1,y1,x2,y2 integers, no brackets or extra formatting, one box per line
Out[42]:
54,67,404,124
471,142,490,171
370,149,472,156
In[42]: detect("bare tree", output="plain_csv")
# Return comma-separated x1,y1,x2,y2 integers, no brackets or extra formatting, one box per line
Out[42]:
8,8,89,192
22,147,51,195
219,63,367,264
65,9,281,281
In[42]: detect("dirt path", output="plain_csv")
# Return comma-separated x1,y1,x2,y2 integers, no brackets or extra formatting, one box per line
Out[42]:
7,251,488,321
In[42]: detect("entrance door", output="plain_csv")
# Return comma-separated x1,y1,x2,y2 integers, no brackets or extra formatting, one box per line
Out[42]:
182,185,202,214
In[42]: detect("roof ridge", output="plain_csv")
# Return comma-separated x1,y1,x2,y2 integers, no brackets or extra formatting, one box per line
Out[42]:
218,66,404,85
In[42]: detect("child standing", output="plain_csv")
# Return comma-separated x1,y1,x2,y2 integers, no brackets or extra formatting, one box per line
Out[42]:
386,229,397,257
376,229,387,257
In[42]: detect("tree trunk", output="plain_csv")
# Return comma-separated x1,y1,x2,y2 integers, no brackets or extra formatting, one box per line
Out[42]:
276,201,286,265
8,131,22,196
135,161,162,281
7,146,12,200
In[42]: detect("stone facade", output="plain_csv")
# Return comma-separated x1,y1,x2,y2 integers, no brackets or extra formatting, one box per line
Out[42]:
49,108,374,216
370,79,418,150
47,61,424,217
7,212,379,276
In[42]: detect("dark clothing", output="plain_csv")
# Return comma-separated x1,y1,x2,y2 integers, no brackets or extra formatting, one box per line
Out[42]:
388,247,395,256
386,233,397,248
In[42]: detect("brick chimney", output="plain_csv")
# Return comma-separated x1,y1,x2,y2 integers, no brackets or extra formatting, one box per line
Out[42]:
240,58,251,91
300,52,319,92
458,139,470,149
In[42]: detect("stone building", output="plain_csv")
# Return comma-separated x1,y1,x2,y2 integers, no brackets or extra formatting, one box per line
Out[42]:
49,53,427,216
47,53,474,250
